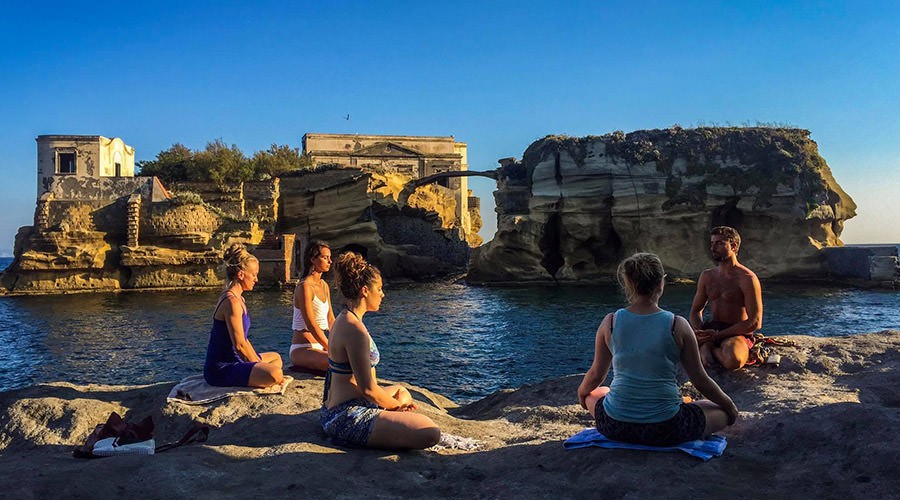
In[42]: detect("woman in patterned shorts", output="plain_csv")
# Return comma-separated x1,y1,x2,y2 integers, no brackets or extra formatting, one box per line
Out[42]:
320,251,440,449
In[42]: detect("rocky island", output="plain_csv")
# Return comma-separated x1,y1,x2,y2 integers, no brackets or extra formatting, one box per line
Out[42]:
1,330,897,498
469,127,860,283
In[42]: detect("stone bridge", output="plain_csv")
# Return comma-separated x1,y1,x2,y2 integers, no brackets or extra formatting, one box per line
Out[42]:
398,169,499,206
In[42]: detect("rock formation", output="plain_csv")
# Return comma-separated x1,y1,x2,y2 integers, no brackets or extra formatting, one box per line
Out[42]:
1,167,478,294
1,331,897,498
469,127,856,283
277,168,474,279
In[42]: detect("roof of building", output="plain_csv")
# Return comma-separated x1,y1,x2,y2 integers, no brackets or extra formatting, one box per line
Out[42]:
303,133,459,143
36,135,104,141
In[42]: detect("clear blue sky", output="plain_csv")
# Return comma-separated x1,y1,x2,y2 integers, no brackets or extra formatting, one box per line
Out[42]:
2,1,898,256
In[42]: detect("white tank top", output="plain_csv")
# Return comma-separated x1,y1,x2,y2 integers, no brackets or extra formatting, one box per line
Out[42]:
293,294,330,331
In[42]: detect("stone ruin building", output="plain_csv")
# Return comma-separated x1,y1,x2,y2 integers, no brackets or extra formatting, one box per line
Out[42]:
36,135,136,194
0,133,482,294
302,133,480,244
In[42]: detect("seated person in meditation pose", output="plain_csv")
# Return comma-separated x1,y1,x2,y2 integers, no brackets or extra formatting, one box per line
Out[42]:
290,240,335,372
204,243,284,388
578,252,739,446
690,226,763,370
320,251,440,449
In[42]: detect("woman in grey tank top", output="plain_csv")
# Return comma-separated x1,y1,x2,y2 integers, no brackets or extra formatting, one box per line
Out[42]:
577,253,739,446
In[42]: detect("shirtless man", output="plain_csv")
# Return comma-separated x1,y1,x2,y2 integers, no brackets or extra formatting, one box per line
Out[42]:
689,226,763,370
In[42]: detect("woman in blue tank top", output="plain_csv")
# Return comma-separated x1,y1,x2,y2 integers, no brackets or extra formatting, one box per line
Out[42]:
577,252,739,446
204,243,284,388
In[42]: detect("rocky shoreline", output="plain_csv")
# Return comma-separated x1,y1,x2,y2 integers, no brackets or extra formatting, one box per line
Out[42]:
2,331,898,498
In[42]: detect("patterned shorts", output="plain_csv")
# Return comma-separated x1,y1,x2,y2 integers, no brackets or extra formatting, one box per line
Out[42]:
320,398,381,446
594,401,706,446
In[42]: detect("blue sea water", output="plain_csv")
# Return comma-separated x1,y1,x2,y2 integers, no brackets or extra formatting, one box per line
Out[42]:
1,256,898,401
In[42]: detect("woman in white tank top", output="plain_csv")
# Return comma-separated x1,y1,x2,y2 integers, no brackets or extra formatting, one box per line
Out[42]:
290,240,335,372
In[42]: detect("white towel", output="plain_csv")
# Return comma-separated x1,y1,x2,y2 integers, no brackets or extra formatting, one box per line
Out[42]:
93,437,156,456
167,374,293,405
428,432,481,451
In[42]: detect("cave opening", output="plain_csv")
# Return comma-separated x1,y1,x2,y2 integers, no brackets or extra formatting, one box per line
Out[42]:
539,213,565,278
590,226,623,269
711,197,744,230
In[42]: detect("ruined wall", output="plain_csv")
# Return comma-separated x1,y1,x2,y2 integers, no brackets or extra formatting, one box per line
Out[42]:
374,205,470,269
36,136,101,195
36,136,135,196
277,168,471,279
468,127,857,283
304,133,460,157
243,179,279,222
467,191,483,247
2,164,476,294
303,133,474,239
371,172,482,247
1,175,262,293
170,181,244,217
141,202,223,249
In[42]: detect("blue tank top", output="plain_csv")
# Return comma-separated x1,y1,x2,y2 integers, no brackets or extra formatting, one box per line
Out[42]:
602,309,682,423
204,294,253,369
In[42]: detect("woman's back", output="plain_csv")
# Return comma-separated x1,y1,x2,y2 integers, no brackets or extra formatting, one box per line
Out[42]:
603,308,681,423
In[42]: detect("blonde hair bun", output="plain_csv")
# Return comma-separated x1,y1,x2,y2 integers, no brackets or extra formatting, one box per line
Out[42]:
223,243,257,280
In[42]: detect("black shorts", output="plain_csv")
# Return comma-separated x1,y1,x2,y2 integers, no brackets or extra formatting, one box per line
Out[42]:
594,400,707,446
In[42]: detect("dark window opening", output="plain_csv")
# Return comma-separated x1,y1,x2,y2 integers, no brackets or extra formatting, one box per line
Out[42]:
115,162,122,176
57,152,76,174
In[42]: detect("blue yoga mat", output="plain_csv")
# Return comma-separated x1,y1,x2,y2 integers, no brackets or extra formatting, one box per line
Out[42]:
563,428,727,461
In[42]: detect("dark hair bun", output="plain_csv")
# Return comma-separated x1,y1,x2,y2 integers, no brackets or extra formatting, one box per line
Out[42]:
334,251,380,301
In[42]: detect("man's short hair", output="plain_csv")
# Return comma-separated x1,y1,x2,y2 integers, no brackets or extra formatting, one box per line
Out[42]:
710,226,741,252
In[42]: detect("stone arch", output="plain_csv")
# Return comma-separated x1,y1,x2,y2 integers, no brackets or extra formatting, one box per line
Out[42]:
397,169,499,206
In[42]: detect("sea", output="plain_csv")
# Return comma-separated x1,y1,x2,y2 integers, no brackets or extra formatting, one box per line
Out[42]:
1,256,898,402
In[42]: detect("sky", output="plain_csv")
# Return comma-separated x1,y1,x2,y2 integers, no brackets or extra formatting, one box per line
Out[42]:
1,1,898,256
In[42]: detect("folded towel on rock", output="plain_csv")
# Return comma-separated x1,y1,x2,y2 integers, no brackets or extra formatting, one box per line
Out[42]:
167,374,293,405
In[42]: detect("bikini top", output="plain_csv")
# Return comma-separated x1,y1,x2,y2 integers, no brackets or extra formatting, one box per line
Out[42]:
327,335,380,375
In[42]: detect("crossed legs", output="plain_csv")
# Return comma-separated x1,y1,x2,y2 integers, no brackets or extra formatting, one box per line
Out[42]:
585,386,730,437
248,351,284,388
367,385,441,449
700,336,750,370
290,347,328,372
